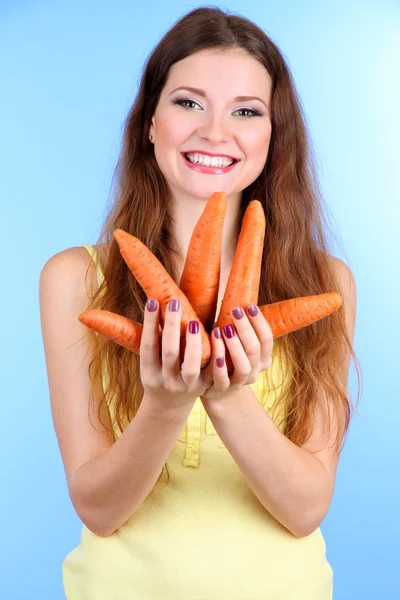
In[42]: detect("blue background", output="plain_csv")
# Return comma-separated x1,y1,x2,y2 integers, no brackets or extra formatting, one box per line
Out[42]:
1,1,399,598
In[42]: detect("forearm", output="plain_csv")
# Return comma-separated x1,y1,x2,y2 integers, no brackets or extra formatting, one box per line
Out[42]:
202,386,330,537
69,396,191,537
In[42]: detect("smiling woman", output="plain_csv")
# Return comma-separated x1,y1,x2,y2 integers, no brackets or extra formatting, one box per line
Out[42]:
39,5,361,600
149,47,273,201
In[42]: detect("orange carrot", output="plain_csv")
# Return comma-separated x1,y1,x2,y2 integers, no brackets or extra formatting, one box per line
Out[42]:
79,202,342,374
213,292,342,371
79,308,212,365
113,228,211,367
259,292,343,338
78,309,146,353
79,293,342,365
179,191,226,331
215,200,266,330
214,200,266,371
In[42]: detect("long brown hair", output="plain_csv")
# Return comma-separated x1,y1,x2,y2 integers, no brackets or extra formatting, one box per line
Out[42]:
83,7,362,489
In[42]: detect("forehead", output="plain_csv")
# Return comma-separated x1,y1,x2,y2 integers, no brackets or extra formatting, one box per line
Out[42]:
164,48,272,96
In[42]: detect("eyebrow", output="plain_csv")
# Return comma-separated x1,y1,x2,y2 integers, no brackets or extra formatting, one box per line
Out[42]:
169,86,268,109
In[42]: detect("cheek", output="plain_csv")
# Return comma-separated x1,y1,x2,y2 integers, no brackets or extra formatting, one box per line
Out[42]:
244,125,271,155
157,110,193,145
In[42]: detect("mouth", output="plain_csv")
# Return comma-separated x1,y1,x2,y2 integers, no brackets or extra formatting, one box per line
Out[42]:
181,152,240,174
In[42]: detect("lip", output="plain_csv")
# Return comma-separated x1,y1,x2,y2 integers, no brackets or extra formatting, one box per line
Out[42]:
182,150,240,161
181,152,239,174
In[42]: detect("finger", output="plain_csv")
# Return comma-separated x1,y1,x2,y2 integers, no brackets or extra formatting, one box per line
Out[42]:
181,320,202,390
222,323,251,385
161,298,182,377
211,327,230,391
231,305,260,370
140,298,161,381
246,304,274,369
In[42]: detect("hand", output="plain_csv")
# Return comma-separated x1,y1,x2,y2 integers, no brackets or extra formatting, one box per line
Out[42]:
139,298,213,418
200,304,274,402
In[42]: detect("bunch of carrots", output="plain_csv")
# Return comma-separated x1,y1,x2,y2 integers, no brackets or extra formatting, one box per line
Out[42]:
79,192,342,372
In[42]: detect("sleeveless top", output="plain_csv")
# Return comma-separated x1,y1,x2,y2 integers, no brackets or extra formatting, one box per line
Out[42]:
62,244,334,599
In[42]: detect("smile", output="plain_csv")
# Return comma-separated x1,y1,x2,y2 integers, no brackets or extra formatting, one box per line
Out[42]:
181,152,239,174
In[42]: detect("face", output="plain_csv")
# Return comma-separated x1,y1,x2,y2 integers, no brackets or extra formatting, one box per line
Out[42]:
149,48,273,203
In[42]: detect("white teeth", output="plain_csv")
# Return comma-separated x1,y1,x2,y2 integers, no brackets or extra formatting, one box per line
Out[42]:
186,153,234,167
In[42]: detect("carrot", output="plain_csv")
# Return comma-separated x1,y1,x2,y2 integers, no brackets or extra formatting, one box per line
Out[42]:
113,228,211,367
214,200,266,371
78,308,212,365
79,293,342,365
79,205,342,374
179,191,226,331
213,291,342,373
78,309,146,353
215,200,266,330
259,292,343,338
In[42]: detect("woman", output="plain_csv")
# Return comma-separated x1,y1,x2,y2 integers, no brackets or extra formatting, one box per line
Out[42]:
40,6,361,599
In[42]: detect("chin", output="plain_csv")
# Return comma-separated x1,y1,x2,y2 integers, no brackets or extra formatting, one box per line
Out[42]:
186,183,234,199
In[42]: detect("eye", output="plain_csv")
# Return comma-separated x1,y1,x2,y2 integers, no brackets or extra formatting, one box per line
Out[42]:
172,98,261,118
172,98,201,110
235,108,261,118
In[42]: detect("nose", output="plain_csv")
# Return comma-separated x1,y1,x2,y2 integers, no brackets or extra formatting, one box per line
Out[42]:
197,112,231,145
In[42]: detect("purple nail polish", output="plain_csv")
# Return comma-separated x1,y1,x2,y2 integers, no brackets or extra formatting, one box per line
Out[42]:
169,299,180,312
189,320,199,334
213,327,222,339
223,324,235,338
146,299,158,312
248,304,258,317
216,357,225,368
232,306,244,319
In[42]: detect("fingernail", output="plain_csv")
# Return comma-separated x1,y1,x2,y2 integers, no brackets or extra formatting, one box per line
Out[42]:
213,327,221,339
169,299,180,312
223,324,235,338
146,299,158,312
216,357,225,368
189,320,199,334
232,306,244,319
248,304,258,317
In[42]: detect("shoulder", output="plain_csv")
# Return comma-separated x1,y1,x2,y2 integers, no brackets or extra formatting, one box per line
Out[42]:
40,245,94,278
328,254,354,280
40,242,110,289
328,255,356,310
39,247,100,380
39,246,99,303
327,254,357,341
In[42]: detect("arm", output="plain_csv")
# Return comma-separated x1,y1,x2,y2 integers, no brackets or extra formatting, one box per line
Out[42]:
40,247,192,539
202,385,334,538
202,258,357,538
69,400,191,537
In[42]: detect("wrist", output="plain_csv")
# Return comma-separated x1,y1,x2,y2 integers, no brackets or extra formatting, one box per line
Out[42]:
201,384,254,419
140,389,195,423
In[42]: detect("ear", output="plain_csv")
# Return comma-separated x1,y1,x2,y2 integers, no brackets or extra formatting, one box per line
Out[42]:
149,118,156,139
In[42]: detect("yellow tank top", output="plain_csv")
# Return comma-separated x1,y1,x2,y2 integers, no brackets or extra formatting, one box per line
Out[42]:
62,244,333,599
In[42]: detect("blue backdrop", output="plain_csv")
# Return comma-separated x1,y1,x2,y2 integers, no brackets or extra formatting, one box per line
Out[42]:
1,1,399,598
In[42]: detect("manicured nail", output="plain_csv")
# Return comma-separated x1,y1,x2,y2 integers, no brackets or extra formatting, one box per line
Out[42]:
146,299,158,312
232,306,244,319
213,327,222,339
169,299,180,312
189,320,199,334
248,304,258,317
223,324,235,338
216,357,225,368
